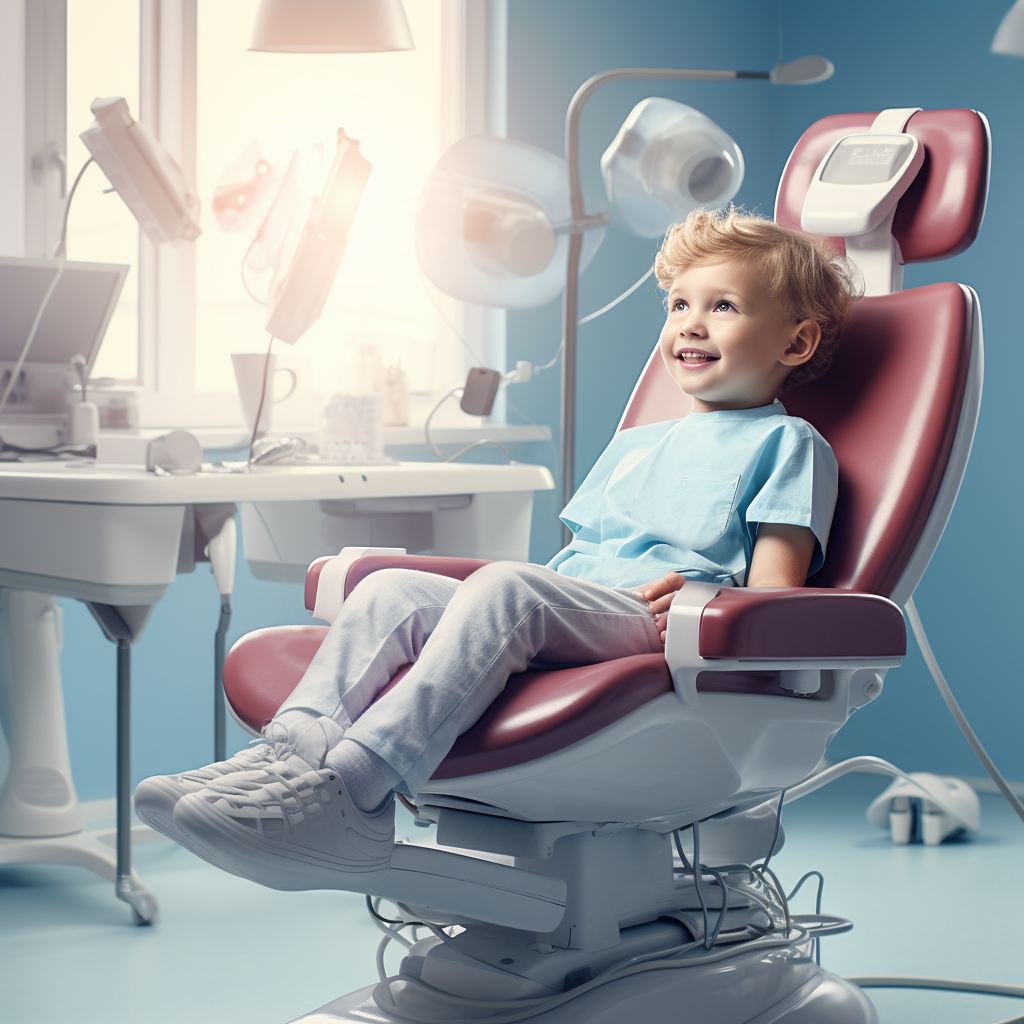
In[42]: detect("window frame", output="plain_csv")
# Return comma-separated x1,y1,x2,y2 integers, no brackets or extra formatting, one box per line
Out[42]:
19,0,509,431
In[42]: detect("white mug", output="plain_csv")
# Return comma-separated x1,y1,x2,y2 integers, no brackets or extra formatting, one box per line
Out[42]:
231,353,298,436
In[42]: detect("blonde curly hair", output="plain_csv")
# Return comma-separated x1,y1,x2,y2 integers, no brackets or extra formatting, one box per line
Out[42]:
655,209,860,391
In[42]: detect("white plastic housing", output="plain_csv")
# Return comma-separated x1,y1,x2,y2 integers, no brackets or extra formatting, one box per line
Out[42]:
867,771,981,845
416,136,603,309
79,97,201,245
265,130,370,345
311,546,407,625
800,131,923,238
601,98,744,238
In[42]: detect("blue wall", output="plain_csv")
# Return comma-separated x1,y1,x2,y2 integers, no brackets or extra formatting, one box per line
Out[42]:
47,0,1023,802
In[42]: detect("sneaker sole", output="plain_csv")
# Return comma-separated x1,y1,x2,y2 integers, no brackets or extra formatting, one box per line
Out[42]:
172,794,393,892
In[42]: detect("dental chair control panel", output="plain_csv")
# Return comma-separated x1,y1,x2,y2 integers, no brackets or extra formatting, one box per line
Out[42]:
220,107,989,1024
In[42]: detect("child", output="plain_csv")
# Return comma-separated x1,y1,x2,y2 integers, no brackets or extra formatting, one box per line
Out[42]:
135,209,856,891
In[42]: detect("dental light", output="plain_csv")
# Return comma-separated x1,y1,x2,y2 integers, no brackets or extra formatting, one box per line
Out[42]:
415,56,833,524
416,136,604,309
265,129,371,345
601,98,744,238
992,0,1024,56
79,96,201,245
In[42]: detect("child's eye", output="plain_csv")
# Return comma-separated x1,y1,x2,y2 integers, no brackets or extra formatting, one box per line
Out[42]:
671,298,687,311
713,300,735,313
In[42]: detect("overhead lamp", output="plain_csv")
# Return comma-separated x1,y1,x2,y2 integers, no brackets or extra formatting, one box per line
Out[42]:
992,0,1024,56
249,0,414,53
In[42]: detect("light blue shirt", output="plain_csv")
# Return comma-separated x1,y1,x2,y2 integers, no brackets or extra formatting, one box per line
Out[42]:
546,400,838,590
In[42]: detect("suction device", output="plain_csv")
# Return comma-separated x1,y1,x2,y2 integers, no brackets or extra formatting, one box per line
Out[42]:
867,772,981,845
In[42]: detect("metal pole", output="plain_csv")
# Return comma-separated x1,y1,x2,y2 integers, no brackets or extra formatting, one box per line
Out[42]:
214,596,231,762
115,638,131,896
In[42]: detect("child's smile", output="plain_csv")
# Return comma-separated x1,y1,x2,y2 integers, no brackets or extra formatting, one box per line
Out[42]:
659,260,819,413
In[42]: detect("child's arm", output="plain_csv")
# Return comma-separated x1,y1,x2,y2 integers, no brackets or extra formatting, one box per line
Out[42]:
639,523,817,643
746,522,816,588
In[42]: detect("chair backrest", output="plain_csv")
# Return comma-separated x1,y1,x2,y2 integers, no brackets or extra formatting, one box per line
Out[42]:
617,110,988,601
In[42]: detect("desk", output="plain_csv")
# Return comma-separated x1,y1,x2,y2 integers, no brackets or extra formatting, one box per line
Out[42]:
0,459,553,922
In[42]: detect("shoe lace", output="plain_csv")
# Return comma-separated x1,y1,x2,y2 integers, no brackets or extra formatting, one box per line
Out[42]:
210,765,338,830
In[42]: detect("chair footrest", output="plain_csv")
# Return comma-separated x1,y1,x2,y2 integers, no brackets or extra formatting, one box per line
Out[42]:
381,843,566,932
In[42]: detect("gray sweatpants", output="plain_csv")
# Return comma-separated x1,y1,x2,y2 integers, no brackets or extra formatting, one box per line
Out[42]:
277,562,665,793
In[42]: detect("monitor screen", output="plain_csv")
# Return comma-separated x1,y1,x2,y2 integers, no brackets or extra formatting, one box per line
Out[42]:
0,257,129,372
820,138,915,186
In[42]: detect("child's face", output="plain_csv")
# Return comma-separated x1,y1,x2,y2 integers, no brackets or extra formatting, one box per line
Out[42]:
659,260,819,412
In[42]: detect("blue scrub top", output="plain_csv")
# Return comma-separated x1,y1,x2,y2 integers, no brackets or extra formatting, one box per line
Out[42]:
547,400,838,589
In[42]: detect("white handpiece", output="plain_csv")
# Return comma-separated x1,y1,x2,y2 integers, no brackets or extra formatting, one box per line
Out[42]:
205,515,237,597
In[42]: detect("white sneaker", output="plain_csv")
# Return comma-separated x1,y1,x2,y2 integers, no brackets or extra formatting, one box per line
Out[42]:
133,741,278,860
172,765,395,890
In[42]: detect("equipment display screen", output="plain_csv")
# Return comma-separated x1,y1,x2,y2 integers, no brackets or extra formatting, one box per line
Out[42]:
820,138,915,185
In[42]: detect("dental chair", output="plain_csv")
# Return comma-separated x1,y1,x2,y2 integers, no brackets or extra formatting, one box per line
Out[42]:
219,108,988,1024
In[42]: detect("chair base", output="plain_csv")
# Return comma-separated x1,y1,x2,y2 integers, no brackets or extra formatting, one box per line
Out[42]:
288,961,877,1023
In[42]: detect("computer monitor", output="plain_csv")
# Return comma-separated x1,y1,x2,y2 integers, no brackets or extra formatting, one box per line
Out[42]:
0,256,129,415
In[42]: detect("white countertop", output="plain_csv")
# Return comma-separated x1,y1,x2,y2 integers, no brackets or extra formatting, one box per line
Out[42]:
0,459,555,505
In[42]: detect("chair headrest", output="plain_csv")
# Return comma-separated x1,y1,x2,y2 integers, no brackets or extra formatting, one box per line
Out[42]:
775,109,990,263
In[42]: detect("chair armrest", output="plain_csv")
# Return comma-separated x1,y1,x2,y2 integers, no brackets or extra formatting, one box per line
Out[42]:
343,554,493,599
306,547,492,624
700,588,906,659
664,583,905,707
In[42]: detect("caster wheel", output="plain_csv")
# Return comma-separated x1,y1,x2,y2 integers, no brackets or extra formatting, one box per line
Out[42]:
128,889,160,925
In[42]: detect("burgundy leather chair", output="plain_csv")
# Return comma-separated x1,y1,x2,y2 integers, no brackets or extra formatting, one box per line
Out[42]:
219,109,988,1023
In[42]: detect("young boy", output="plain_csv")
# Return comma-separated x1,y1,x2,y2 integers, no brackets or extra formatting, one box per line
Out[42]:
135,209,855,890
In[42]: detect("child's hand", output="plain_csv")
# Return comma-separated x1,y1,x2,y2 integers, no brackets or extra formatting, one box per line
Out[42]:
636,571,686,644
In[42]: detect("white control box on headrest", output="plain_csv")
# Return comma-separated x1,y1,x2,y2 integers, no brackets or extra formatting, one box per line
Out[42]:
800,107,924,296
801,131,923,237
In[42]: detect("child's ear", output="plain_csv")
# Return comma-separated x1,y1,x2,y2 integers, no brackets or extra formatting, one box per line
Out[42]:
781,320,821,366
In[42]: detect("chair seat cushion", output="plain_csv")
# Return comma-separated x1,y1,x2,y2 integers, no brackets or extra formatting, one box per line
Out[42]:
223,629,672,777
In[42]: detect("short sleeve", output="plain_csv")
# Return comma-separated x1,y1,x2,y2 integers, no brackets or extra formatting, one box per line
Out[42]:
744,421,839,576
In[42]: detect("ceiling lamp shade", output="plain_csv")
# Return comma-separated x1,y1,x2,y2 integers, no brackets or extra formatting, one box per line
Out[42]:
416,137,603,309
992,0,1024,56
249,0,414,53
601,98,744,238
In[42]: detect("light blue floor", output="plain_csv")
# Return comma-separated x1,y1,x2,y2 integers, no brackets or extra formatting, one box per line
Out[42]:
1,774,1022,1024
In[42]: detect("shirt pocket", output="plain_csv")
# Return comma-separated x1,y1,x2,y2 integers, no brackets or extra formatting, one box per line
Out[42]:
634,470,741,552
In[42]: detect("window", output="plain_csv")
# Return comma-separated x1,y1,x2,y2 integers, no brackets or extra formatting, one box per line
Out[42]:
66,0,140,382
48,1,507,431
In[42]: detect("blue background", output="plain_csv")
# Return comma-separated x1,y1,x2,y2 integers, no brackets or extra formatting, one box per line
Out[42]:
47,0,1022,802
